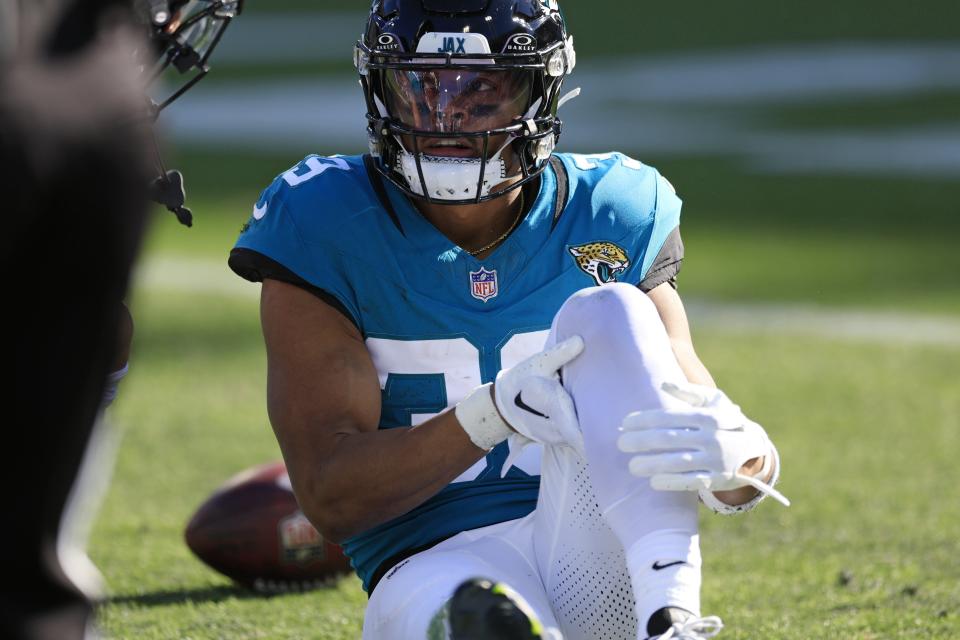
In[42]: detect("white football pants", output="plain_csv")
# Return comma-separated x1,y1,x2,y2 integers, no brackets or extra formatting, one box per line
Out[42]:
362,284,701,640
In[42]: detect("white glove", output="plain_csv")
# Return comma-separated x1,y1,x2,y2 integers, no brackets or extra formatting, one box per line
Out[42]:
493,336,586,474
618,381,789,507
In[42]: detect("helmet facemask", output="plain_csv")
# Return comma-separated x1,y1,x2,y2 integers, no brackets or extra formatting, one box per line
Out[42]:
383,67,536,200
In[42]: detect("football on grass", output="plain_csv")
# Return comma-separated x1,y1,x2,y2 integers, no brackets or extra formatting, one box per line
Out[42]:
185,460,352,592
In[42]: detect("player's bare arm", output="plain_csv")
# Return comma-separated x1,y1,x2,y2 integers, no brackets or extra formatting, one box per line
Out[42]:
261,279,488,542
646,282,775,506
645,283,715,388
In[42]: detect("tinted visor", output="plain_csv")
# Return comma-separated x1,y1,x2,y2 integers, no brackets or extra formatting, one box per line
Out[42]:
384,68,533,133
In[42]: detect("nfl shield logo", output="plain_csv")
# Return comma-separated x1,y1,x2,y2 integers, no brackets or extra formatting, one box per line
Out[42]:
469,267,499,303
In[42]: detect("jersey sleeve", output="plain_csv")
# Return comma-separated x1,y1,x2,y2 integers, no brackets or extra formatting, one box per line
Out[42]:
638,225,683,292
637,170,683,283
228,160,364,329
229,245,359,327
556,152,685,290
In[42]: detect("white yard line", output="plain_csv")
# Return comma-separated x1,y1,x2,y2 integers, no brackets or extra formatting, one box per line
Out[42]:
684,301,960,347
571,43,960,104
133,257,960,347
213,12,362,63
163,42,960,176
215,12,960,102
134,256,258,299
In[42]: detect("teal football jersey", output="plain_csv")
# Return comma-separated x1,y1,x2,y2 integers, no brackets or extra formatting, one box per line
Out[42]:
230,152,682,592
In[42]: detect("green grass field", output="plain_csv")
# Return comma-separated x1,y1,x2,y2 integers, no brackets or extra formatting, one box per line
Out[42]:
87,2,960,637
88,145,960,638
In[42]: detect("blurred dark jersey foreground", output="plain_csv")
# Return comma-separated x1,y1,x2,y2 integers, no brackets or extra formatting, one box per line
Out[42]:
2,1,151,638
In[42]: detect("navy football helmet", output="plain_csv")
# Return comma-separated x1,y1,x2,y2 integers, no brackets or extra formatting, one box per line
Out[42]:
355,0,576,204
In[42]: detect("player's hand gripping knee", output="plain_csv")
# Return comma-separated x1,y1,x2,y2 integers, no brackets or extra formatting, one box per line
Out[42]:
454,336,585,473
617,381,790,506
494,336,585,452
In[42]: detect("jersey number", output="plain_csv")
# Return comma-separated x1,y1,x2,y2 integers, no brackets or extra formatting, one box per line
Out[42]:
367,331,548,482
282,156,350,187
570,152,643,171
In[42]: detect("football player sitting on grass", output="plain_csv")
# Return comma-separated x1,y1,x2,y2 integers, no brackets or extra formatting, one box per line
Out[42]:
229,1,788,638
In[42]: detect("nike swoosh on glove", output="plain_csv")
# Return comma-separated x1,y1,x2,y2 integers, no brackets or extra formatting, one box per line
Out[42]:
617,381,790,506
494,336,585,476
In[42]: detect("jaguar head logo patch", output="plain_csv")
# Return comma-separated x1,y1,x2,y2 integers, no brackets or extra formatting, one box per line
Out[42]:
569,241,630,285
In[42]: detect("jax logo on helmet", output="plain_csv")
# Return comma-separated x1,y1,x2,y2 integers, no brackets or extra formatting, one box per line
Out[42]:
416,32,492,55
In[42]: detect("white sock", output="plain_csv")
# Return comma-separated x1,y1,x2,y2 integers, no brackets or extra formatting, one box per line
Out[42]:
625,530,702,624
548,284,702,631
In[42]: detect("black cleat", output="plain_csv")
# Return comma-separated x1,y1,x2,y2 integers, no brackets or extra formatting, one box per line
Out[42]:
645,607,724,639
443,577,562,640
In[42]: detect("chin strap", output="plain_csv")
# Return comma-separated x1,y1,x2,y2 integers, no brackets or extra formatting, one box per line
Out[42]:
150,169,193,227
147,122,193,227
557,87,581,109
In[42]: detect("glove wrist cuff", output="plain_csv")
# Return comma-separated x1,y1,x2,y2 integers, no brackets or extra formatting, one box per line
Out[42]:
455,383,512,451
699,439,781,515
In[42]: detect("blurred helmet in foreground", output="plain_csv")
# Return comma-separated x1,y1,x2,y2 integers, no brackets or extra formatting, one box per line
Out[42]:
138,0,243,112
135,0,242,226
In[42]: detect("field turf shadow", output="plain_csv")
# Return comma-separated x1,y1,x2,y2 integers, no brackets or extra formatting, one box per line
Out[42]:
104,585,277,608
